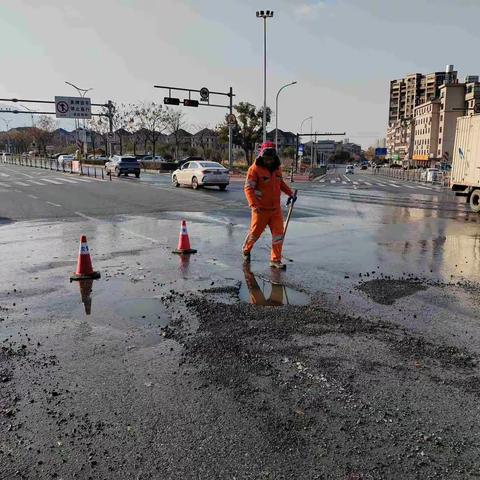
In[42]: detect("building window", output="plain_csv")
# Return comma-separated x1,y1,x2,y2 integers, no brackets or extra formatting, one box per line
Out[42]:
439,138,442,144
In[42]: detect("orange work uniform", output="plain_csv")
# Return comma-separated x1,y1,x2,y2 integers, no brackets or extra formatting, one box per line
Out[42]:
243,160,293,262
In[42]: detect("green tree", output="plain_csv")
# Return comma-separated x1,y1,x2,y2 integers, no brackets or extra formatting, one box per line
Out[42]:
218,102,271,166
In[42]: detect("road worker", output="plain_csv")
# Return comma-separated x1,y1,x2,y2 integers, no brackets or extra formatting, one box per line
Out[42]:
243,141,296,269
243,264,284,306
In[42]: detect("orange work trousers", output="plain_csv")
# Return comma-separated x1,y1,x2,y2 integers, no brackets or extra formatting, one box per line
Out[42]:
243,208,284,262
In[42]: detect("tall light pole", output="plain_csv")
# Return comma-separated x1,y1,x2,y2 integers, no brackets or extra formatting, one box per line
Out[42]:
1,118,12,153
18,104,35,127
256,9,274,143
275,81,297,151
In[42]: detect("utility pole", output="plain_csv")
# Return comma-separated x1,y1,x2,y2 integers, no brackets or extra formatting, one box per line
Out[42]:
228,86,233,170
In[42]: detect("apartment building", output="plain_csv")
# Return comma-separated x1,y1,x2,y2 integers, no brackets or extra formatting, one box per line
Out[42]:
388,66,457,125
413,100,441,163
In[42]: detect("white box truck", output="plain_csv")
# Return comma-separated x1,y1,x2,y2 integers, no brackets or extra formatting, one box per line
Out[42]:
451,115,480,212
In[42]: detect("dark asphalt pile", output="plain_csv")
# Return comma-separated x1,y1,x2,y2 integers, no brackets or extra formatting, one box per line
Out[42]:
1,280,480,479
356,277,428,305
166,285,480,479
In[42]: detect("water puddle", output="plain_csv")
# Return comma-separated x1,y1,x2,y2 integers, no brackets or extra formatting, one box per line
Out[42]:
240,268,309,306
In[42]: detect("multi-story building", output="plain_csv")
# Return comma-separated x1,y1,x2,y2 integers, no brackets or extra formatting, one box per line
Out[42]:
386,119,414,161
413,99,441,165
388,66,458,125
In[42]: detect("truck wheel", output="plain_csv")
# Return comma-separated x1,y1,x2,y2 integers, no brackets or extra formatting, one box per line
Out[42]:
470,189,480,213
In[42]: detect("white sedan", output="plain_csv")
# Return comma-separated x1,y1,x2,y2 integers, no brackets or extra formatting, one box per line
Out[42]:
172,160,229,190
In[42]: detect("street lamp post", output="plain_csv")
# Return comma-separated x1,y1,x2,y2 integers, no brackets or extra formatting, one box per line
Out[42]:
256,9,274,143
18,104,35,127
1,118,12,153
275,81,297,151
65,81,93,158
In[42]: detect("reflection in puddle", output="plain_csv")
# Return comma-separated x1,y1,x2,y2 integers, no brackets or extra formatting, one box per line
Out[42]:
240,265,309,306
78,279,94,315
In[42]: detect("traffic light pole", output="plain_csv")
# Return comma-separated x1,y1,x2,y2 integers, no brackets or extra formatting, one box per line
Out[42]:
154,84,235,169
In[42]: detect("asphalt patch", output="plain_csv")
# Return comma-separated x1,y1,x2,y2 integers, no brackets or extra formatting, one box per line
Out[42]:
357,278,428,305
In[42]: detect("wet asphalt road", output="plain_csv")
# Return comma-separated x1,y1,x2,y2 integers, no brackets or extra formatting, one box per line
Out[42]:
1,162,480,479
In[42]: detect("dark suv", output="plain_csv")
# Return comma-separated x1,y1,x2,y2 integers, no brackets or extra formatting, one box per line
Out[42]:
105,156,141,178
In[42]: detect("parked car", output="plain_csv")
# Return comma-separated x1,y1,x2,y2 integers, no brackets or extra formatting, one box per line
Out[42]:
141,155,166,163
345,165,354,174
105,156,141,178
57,154,75,167
420,168,440,183
172,160,229,190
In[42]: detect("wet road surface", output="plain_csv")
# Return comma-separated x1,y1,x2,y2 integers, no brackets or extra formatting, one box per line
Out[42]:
1,162,480,479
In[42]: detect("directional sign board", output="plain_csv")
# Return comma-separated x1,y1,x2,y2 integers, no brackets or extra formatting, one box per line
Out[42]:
55,96,92,119
375,147,387,157
200,87,210,102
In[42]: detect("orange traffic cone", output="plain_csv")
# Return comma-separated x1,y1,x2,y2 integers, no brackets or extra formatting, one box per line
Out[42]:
70,235,101,281
172,220,197,254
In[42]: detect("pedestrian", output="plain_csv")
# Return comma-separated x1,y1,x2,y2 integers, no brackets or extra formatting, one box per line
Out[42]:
243,141,297,269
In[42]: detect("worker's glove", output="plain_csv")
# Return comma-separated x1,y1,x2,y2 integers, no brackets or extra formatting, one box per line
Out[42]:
287,194,297,206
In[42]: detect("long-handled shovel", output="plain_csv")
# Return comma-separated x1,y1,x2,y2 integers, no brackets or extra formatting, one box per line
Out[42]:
284,189,298,239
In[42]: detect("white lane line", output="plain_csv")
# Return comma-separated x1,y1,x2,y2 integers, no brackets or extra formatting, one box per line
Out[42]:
342,181,347,185
330,180,337,184
0,172,9,177
375,182,388,187
28,194,38,199
41,178,63,185
46,201,62,207
403,184,416,189
353,181,359,185
74,177,92,183
0,182,11,187
3,168,36,179
27,180,46,186
319,179,325,183
53,177,78,184
14,181,31,187
387,183,401,188
363,181,372,186
343,175,352,182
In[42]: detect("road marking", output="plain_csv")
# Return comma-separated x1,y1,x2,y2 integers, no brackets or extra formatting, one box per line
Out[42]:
330,180,337,184
375,182,388,187
46,201,62,207
353,181,359,185
343,175,351,182
403,184,416,189
14,181,31,187
387,183,401,188
27,180,46,186
363,181,372,186
0,172,9,177
41,178,63,185
319,179,325,183
342,181,347,185
28,194,38,199
74,177,92,183
53,177,78,184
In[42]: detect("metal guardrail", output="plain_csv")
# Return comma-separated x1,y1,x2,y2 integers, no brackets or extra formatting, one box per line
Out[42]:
373,167,450,186
2,155,106,180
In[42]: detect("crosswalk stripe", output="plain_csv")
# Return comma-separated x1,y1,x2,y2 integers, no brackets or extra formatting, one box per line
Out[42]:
28,180,46,186
342,181,347,185
330,180,337,184
14,181,30,186
52,177,79,184
319,179,325,183
387,183,401,188
40,178,63,185
0,182,11,187
0,172,10,177
364,182,372,186
353,181,359,185
74,177,92,183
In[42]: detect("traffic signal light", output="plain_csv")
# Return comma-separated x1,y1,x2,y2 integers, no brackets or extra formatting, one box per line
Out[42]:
183,99,199,107
164,97,180,105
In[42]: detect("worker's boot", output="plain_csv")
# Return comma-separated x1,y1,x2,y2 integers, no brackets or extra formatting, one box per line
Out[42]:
270,260,286,270
243,251,251,263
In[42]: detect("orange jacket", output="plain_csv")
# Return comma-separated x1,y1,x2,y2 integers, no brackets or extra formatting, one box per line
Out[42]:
244,162,293,210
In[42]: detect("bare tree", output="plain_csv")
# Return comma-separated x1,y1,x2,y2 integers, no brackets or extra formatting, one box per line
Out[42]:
32,116,57,155
165,109,188,160
134,102,168,157
87,115,110,155
110,102,136,155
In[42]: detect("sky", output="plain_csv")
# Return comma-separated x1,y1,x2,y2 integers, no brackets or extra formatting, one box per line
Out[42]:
1,0,480,147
